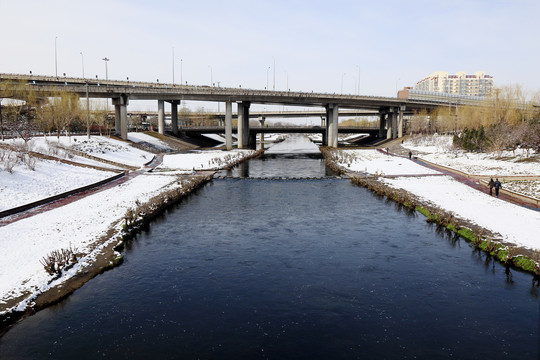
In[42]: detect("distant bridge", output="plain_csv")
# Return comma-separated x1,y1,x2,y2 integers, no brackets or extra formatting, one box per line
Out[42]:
0,73,444,149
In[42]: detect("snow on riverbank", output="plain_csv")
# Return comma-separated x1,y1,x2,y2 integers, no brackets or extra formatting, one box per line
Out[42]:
0,136,256,315
381,176,540,250
159,150,255,172
403,135,539,176
337,149,440,176
335,148,540,251
0,158,115,211
0,173,180,313
127,132,172,151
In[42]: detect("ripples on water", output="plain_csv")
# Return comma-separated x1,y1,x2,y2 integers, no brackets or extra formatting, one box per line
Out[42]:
0,154,538,359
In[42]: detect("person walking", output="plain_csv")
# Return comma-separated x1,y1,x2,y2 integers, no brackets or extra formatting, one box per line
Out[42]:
494,178,502,197
408,151,412,160
488,178,495,196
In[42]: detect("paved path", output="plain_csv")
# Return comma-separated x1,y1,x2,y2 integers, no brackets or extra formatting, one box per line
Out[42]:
378,143,540,211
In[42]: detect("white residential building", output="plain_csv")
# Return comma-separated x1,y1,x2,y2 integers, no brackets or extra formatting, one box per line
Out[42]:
414,71,494,97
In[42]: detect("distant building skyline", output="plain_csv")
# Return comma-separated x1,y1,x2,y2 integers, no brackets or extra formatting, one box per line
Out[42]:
414,71,494,97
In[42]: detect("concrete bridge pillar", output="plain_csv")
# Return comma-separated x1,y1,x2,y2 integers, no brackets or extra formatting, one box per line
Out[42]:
398,105,405,138
112,94,129,140
258,116,265,150
392,108,399,139
158,100,165,135
386,108,394,139
325,104,339,147
225,101,233,150
237,101,250,149
170,100,179,135
379,112,386,138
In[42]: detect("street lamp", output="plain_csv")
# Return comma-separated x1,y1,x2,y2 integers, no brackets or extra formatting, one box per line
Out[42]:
266,66,270,89
80,52,85,78
172,47,175,85
102,57,109,80
209,66,212,86
273,57,275,90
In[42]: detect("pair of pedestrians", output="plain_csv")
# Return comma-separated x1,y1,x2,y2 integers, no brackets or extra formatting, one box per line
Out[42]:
488,178,502,197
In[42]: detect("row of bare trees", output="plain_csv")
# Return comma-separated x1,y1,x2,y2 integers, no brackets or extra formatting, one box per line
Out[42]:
0,80,110,141
407,86,540,156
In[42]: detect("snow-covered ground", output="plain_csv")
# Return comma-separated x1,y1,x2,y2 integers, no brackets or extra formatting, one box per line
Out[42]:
403,134,539,176
159,150,254,172
0,135,255,315
336,149,440,176
127,132,172,151
0,158,115,211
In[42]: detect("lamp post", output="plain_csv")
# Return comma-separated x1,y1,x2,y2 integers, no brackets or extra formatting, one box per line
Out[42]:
209,66,212,86
80,52,85,78
102,57,109,80
54,36,58,77
172,47,175,85
180,59,183,85
341,73,346,93
266,66,270,89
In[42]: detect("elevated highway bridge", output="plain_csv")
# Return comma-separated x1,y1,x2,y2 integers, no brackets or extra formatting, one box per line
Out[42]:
1,73,445,149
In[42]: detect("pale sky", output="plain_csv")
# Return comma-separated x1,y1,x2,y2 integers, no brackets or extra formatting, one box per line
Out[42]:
1,0,539,111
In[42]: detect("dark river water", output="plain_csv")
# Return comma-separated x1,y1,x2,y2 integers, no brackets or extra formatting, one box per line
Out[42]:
0,155,538,359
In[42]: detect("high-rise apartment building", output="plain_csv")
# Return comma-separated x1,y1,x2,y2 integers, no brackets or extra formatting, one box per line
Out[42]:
414,71,494,97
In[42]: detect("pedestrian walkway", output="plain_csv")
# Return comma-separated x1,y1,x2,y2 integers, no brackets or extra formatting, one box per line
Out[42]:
379,142,540,211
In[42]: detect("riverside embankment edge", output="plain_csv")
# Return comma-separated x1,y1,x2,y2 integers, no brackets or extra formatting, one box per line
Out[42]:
0,149,263,337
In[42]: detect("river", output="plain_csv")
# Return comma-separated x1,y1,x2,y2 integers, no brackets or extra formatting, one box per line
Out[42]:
0,139,538,359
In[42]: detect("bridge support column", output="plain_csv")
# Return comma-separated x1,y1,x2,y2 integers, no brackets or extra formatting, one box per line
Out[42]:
258,116,265,150
398,105,405,138
379,112,386,138
158,100,165,135
112,95,129,140
325,104,339,147
237,102,250,149
225,101,233,150
170,100,179,136
387,109,394,139
392,108,398,139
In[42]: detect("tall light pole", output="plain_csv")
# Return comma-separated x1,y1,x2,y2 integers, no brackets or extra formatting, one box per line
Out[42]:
266,66,270,89
80,52,85,78
102,57,109,80
180,59,183,85
285,70,288,91
172,47,175,85
341,73,346,93
209,65,212,86
54,36,58,77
